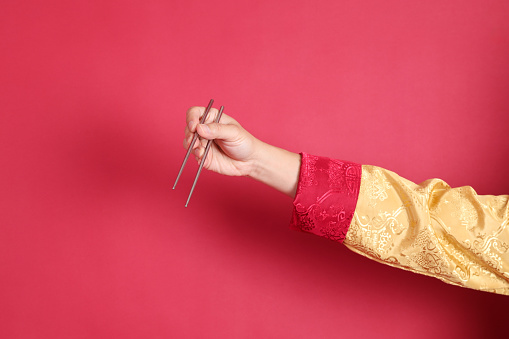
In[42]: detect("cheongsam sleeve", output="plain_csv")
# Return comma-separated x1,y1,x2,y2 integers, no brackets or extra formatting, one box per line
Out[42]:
290,153,509,295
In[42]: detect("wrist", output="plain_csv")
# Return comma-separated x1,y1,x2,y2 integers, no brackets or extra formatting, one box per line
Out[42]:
247,140,301,198
247,139,271,180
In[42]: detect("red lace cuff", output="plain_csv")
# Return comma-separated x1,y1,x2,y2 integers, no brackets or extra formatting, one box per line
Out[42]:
290,153,362,243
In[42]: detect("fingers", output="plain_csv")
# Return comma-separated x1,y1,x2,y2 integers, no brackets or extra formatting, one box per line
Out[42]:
196,122,241,142
182,124,211,150
186,138,212,166
186,106,239,133
184,105,242,156
192,143,206,159
183,133,200,150
186,107,203,133
186,106,219,133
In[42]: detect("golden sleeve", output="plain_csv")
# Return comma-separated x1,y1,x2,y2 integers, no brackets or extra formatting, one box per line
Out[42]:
290,153,509,295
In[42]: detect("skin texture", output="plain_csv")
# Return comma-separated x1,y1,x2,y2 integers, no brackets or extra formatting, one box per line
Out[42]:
184,106,301,198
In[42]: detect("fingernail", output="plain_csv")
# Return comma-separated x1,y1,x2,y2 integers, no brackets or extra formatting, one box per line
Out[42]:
188,120,196,131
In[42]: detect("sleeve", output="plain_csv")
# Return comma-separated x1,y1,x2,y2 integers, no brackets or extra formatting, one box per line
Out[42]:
290,152,509,295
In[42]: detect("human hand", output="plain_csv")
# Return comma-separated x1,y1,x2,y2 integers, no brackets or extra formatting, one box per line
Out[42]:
183,105,301,197
184,106,260,177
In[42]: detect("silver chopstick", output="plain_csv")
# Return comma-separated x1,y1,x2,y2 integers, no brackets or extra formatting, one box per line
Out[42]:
185,106,224,207
173,99,214,190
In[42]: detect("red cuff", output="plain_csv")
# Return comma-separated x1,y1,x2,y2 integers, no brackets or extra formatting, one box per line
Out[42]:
290,153,362,243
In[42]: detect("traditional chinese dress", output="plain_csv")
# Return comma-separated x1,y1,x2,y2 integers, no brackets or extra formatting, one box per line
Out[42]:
290,153,509,295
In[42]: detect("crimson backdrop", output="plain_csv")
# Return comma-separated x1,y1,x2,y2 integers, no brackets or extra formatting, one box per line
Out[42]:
1,0,508,338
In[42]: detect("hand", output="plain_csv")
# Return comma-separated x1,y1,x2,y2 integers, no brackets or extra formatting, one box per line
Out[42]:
183,106,301,197
184,106,259,177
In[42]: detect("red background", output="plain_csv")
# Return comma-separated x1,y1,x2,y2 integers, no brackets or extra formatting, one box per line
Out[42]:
1,0,508,338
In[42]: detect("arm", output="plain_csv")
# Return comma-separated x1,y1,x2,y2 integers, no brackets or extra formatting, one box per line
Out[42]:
184,106,509,295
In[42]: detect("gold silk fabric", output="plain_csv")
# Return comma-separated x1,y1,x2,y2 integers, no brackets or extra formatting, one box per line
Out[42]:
344,165,509,295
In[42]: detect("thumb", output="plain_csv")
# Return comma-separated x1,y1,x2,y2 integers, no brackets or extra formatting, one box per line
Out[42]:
196,122,240,141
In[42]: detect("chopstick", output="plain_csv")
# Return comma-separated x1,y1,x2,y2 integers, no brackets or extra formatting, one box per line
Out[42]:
185,106,224,207
172,99,214,190
173,99,224,207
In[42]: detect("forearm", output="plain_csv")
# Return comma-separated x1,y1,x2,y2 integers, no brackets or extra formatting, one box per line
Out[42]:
248,140,301,198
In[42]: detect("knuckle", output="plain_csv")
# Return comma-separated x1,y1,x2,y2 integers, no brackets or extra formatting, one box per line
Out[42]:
204,108,218,123
186,106,202,120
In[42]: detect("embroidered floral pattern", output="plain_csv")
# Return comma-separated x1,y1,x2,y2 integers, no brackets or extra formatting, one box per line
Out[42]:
291,155,509,295
408,229,450,277
296,154,318,194
345,165,509,295
365,168,391,207
290,153,361,243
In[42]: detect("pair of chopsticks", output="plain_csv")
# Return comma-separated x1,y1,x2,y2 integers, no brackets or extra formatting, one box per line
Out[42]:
173,99,224,207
